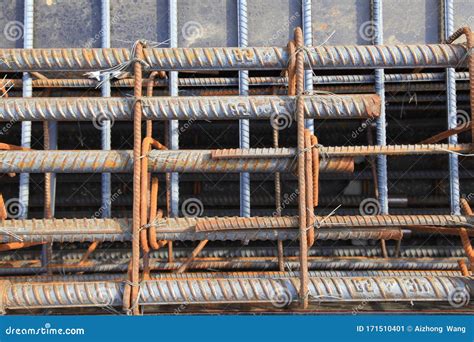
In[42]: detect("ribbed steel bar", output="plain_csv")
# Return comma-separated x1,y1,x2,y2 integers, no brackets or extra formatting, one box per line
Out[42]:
191,215,470,232
0,150,353,173
1,276,471,309
1,72,470,88
101,0,112,218
373,0,388,215
169,0,179,218
238,0,250,218
0,246,466,261
211,144,473,158
0,260,464,275
0,217,406,242
0,95,380,121
444,0,461,215
1,271,462,281
18,0,34,219
295,27,309,308
303,0,314,132
0,44,467,71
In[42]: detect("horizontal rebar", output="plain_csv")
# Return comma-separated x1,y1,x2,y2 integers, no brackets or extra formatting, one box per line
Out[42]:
1,214,471,242
0,246,464,262
0,259,464,275
0,72,470,88
0,217,402,242
1,275,471,309
0,44,467,71
211,144,474,159
0,150,353,173
0,95,380,121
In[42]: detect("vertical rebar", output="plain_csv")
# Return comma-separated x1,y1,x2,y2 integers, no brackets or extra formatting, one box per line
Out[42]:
169,0,179,218
443,0,460,214
373,0,388,215
303,0,314,133
101,0,112,218
19,0,34,219
238,0,250,217
295,27,309,309
131,42,144,316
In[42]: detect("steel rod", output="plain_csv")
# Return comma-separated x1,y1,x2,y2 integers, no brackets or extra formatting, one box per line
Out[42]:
0,44,467,71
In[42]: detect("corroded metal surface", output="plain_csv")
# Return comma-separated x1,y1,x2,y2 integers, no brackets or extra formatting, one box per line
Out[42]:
1,275,472,309
0,44,467,71
0,95,380,121
0,150,353,173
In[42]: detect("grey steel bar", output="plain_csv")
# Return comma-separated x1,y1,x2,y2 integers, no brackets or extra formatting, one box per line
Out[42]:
1,72,470,88
0,44,467,72
18,0,34,219
169,0,179,218
373,0,388,214
238,0,250,218
444,0,461,215
0,95,380,121
303,0,314,133
0,261,464,275
211,144,473,158
0,149,353,173
1,276,471,309
101,0,112,218
0,217,403,242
